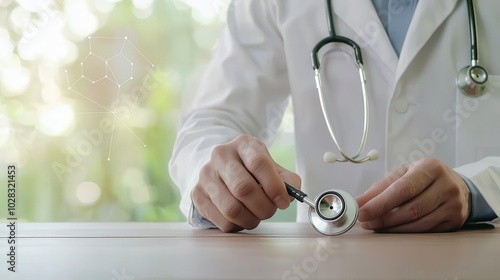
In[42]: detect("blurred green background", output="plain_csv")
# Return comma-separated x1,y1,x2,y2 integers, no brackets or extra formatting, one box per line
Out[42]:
0,0,296,222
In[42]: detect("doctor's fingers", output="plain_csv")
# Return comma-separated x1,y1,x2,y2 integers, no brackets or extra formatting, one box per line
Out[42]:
192,181,260,232
359,165,471,232
219,160,279,220
359,179,447,230
231,135,290,209
369,199,468,233
358,159,438,222
356,165,409,208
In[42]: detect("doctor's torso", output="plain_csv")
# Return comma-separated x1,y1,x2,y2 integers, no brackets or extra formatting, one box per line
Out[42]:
261,1,500,221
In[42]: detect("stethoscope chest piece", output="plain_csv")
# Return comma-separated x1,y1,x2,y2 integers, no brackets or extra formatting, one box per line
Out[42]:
457,65,488,97
308,189,358,236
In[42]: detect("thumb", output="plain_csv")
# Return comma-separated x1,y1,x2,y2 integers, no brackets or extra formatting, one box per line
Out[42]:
356,165,408,208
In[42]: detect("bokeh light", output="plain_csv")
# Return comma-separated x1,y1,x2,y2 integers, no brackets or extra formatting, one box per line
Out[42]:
94,0,115,14
65,0,99,39
132,0,153,19
0,27,14,61
41,83,62,105
0,113,10,147
131,186,151,204
178,0,230,24
123,168,151,204
123,167,145,188
132,0,154,10
0,55,31,96
76,181,102,205
38,103,74,136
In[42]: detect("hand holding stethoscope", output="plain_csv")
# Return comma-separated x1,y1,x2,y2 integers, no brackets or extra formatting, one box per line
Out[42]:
294,0,488,236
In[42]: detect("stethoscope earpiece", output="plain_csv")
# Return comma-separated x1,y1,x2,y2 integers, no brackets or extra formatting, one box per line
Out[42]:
366,149,380,161
323,152,338,163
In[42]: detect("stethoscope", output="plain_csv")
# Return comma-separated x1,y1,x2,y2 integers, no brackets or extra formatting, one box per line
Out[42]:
286,182,358,236
286,0,488,236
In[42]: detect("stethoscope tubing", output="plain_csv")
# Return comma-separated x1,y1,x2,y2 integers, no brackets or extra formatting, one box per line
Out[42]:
311,0,371,163
314,0,486,164
466,0,478,65
285,182,315,208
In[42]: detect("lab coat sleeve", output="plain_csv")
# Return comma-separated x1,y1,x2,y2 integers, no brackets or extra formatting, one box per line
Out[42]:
168,0,291,224
455,157,500,223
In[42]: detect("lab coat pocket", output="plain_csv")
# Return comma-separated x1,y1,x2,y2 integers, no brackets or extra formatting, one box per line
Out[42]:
455,75,500,165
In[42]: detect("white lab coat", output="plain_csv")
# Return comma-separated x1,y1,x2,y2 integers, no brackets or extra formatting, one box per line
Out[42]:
169,0,500,224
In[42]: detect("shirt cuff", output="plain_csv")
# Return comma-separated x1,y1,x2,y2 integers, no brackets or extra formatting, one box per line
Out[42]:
462,175,498,224
188,202,217,229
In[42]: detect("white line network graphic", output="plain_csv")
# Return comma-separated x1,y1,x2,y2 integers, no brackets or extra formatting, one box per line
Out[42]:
65,36,155,160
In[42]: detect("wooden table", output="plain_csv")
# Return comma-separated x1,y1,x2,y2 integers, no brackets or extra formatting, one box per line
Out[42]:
0,222,499,279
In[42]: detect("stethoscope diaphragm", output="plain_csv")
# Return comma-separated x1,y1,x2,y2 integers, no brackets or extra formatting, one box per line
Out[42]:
308,189,358,236
285,183,358,236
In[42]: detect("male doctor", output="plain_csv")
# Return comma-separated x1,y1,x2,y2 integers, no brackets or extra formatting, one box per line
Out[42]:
169,0,499,233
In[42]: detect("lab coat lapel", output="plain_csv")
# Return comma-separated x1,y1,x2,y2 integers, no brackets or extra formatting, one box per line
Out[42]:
395,0,460,81
332,0,398,76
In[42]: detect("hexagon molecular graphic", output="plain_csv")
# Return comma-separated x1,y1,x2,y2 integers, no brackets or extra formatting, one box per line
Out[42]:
106,53,133,86
81,53,108,83
65,36,155,160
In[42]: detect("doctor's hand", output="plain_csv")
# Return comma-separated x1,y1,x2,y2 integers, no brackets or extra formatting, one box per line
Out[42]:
356,158,472,233
191,135,301,233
